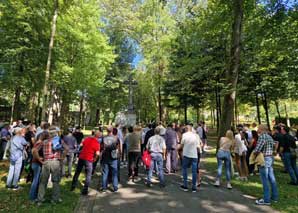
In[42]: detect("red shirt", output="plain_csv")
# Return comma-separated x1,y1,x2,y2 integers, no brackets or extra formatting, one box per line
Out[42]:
79,137,100,162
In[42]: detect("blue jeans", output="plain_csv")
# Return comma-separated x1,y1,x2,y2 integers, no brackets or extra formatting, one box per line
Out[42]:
102,160,118,190
216,150,231,181
259,156,278,202
72,159,93,193
182,156,197,189
283,152,298,183
6,157,22,187
148,153,164,185
29,163,41,200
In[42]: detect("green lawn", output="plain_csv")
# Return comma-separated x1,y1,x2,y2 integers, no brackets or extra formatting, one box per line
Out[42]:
0,160,83,213
205,130,298,213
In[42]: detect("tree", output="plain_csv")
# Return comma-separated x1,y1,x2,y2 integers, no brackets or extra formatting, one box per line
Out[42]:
218,0,244,137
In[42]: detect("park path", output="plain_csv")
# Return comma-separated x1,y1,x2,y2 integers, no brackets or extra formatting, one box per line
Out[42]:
74,150,278,213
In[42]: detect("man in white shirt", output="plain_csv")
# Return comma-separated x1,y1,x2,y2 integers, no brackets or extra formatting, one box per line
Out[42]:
179,125,202,192
146,127,166,187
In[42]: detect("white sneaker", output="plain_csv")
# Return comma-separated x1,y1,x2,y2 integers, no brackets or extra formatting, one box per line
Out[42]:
213,180,220,187
227,182,232,189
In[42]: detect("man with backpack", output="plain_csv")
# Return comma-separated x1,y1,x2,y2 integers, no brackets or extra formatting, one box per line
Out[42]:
33,126,68,205
101,126,119,193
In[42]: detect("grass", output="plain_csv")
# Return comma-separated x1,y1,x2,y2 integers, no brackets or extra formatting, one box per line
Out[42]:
0,160,84,213
205,129,298,213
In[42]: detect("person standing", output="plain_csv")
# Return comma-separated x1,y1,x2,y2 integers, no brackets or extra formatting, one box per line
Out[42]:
254,124,278,205
6,127,28,190
29,131,49,201
0,124,11,160
279,126,298,185
101,126,120,192
62,129,78,178
234,127,249,181
127,126,142,180
34,126,68,205
214,130,234,189
179,125,201,192
71,131,100,195
165,124,178,174
146,127,166,187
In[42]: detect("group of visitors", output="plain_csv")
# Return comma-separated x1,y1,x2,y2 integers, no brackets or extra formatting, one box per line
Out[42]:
214,122,298,206
1,118,297,207
0,121,84,205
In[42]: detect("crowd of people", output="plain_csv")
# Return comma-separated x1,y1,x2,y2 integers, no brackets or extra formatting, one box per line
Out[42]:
215,123,298,205
0,119,297,207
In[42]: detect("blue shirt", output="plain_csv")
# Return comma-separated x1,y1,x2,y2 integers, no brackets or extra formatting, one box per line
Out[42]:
1,128,10,141
10,135,28,162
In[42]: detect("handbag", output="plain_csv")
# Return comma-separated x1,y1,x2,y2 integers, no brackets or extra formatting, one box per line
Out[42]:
142,150,151,169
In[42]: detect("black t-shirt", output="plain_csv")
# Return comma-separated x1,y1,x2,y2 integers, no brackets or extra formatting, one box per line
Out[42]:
280,134,296,153
144,129,154,147
102,135,119,162
73,132,84,144
25,131,35,147
273,132,284,152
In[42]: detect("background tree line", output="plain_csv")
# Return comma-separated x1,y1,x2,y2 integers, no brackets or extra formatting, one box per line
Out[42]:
0,0,297,135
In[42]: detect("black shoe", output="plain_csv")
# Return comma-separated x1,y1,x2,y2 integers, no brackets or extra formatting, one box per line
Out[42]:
146,182,152,187
81,191,88,196
101,189,107,193
192,188,197,193
180,185,188,192
160,184,166,188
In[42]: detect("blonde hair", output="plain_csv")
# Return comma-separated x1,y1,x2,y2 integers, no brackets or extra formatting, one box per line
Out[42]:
225,130,234,141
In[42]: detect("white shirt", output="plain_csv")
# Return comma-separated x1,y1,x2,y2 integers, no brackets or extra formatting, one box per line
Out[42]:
234,133,247,155
181,132,201,158
147,135,166,153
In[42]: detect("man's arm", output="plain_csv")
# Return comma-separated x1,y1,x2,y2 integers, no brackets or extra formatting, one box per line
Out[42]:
254,136,265,155
61,140,69,160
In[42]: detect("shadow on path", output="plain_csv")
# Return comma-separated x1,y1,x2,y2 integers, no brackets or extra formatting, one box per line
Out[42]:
74,157,278,213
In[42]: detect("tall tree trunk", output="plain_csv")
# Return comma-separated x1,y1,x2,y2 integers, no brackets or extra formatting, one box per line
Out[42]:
59,96,69,131
274,100,281,124
41,0,59,121
158,84,162,122
11,87,21,122
262,91,271,131
196,107,200,124
215,89,220,133
218,0,244,138
255,91,261,124
234,94,238,126
95,108,100,126
78,94,84,127
184,102,187,124
284,104,290,127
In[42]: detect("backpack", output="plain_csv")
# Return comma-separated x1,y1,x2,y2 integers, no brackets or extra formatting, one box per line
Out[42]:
52,136,63,151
